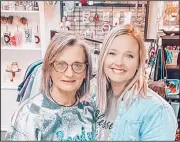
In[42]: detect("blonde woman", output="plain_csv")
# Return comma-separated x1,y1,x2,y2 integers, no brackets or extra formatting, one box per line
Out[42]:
96,24,177,141
5,32,96,141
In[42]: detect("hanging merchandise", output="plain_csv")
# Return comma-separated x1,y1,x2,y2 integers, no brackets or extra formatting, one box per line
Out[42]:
24,25,32,43
1,16,7,24
82,11,90,24
7,16,13,25
91,48,99,75
113,12,120,26
124,11,132,24
80,0,87,5
102,11,111,33
64,1,74,13
12,26,23,47
34,25,40,44
93,13,100,24
3,26,11,46
13,15,21,26
20,17,28,25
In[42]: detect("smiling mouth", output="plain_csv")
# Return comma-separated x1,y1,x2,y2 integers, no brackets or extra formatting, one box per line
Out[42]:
62,80,76,83
111,68,126,73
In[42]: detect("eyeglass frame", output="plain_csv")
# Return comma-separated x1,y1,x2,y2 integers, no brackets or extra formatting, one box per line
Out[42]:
52,61,88,74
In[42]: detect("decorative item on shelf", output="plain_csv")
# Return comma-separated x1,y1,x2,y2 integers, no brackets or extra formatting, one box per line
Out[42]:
166,79,180,96
33,1,39,11
8,1,15,11
15,1,25,11
5,62,21,82
165,46,179,66
59,16,71,31
162,30,180,35
1,1,9,10
23,1,33,11
45,1,57,5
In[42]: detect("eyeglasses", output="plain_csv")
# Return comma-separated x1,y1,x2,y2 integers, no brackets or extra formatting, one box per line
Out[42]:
53,61,87,74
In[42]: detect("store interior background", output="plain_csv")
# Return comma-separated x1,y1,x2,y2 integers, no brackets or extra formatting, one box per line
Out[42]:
1,1,179,140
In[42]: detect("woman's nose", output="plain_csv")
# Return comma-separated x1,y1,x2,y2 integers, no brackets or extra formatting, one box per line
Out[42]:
64,66,73,77
114,57,124,67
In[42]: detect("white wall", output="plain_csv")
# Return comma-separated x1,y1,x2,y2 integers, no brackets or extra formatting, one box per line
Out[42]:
44,2,61,54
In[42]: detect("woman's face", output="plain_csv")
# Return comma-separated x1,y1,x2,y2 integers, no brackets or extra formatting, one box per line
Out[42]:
104,35,139,87
50,45,86,94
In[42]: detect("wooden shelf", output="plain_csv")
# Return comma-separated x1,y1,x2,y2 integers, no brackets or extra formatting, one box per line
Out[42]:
166,65,180,70
1,10,39,13
1,83,18,90
161,35,180,40
1,47,41,51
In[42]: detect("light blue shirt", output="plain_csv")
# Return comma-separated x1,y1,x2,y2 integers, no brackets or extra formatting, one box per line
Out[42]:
96,88,178,141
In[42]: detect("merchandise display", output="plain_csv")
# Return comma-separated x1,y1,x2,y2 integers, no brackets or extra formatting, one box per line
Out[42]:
1,1,180,141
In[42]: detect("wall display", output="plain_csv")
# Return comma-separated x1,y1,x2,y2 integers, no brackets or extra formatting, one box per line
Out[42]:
163,1,179,26
61,1,150,41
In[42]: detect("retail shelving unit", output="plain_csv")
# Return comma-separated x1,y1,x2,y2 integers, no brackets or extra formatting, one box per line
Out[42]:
1,1,45,131
161,35,180,99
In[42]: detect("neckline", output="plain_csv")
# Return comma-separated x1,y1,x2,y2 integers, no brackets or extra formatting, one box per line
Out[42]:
50,93,79,107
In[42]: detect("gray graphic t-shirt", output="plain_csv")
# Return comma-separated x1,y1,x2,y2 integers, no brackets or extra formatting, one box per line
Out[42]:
96,93,119,140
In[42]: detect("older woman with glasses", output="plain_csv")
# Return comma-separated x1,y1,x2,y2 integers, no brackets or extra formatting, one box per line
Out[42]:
5,32,96,141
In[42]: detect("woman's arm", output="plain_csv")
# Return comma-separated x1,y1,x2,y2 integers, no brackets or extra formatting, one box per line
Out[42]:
140,105,178,141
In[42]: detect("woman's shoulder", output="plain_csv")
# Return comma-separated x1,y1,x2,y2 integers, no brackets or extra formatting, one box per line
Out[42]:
79,95,97,110
134,88,174,115
11,94,45,123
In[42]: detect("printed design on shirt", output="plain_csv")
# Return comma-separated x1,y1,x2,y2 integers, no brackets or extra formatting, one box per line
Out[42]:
55,126,96,141
95,109,113,130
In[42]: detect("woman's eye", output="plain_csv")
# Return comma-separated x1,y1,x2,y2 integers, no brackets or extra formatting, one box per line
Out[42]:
109,52,115,55
126,54,134,58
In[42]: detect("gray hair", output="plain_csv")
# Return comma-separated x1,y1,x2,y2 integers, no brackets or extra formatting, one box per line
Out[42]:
97,24,148,113
41,32,92,98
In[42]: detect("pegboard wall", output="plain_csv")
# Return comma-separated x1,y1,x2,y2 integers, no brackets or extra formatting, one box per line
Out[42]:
62,1,148,44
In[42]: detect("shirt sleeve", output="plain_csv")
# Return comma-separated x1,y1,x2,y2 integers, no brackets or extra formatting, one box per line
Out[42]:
5,106,41,141
140,105,178,141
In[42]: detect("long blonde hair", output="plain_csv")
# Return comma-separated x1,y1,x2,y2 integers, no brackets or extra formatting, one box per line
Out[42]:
41,32,92,98
97,24,148,113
